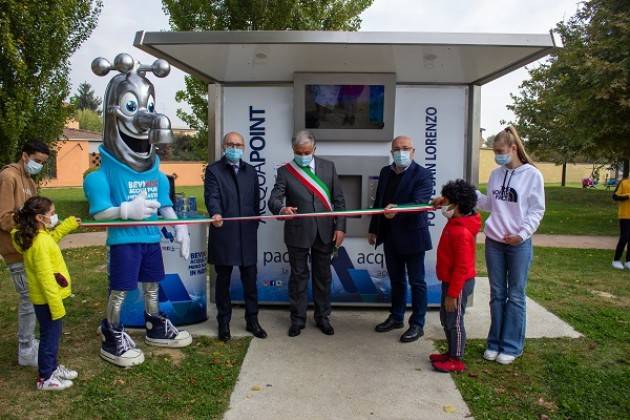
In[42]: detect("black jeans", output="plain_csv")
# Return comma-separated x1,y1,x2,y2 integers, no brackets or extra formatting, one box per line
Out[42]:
440,280,475,359
287,233,333,327
614,219,630,262
215,264,259,325
34,304,63,380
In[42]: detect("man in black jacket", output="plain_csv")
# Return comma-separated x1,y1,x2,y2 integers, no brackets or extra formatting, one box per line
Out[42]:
205,132,266,341
368,135,433,343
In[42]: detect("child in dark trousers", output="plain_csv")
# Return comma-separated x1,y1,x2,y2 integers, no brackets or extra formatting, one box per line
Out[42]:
431,179,481,373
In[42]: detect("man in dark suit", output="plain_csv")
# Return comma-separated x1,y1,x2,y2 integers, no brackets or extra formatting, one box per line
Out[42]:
368,135,433,343
268,130,346,337
204,131,267,341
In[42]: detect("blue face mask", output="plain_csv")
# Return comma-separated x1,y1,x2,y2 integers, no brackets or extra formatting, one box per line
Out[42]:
25,159,43,175
494,153,512,166
392,150,412,168
224,147,243,163
294,154,313,167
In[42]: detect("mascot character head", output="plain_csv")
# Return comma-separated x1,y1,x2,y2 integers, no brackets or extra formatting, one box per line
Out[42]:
91,53,173,172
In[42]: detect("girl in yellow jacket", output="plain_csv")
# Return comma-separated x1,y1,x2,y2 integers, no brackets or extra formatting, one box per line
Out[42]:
12,196,80,391
612,177,630,269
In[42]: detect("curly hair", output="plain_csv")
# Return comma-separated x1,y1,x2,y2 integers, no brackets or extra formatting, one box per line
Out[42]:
441,179,477,216
13,196,53,251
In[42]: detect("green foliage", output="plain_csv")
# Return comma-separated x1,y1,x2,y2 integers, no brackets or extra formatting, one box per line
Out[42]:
161,0,374,155
69,81,102,114
509,0,630,164
74,108,103,133
157,132,207,161
0,1,102,167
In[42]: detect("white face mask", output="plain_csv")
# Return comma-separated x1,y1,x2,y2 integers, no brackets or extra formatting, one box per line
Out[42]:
441,205,455,219
45,214,59,229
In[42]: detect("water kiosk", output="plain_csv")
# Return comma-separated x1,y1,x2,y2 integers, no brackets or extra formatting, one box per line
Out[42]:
135,31,557,307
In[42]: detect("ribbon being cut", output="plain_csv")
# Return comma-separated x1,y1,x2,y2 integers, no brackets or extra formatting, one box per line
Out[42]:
80,204,437,228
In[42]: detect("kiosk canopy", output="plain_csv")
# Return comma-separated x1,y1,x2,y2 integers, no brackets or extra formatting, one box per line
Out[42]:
134,30,557,85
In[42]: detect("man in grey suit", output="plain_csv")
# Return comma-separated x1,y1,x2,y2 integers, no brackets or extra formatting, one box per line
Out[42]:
269,130,346,337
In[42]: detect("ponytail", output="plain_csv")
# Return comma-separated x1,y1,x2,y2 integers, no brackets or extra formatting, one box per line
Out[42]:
494,126,535,166
13,196,53,251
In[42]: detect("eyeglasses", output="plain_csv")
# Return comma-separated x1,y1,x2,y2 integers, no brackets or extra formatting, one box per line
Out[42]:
224,143,245,149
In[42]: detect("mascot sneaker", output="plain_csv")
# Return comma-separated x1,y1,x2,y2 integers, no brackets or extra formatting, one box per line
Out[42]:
37,373,72,391
99,319,144,367
144,313,192,348
18,339,39,367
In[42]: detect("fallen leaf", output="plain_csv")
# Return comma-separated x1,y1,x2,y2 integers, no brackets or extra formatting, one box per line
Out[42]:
467,372,478,378
251,385,262,391
443,405,456,413
539,415,549,420
114,378,125,385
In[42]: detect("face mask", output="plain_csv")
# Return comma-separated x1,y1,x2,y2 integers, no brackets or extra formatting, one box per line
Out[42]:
392,150,412,168
224,147,243,163
25,159,43,175
494,153,512,166
441,205,455,219
294,154,313,167
45,214,59,229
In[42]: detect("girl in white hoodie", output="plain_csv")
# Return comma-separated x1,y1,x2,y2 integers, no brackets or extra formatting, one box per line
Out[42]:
478,127,545,365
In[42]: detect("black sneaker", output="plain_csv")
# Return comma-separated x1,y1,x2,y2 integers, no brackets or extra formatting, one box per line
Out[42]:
144,313,193,348
98,319,144,367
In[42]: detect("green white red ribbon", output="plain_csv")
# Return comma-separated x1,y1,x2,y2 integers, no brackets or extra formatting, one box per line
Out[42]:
80,204,436,228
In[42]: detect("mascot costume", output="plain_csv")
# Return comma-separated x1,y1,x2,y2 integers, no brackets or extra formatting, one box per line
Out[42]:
84,53,192,367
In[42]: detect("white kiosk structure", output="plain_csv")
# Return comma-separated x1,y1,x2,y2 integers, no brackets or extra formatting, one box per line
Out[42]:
135,31,557,306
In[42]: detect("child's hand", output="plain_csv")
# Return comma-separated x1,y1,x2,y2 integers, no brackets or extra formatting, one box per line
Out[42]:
74,217,82,225
445,296,458,312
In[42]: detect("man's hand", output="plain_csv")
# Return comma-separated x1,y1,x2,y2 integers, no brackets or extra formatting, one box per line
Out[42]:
120,191,160,220
333,230,345,247
368,233,377,245
444,296,458,312
383,204,397,219
175,225,190,260
211,214,223,228
504,234,523,246
280,206,298,219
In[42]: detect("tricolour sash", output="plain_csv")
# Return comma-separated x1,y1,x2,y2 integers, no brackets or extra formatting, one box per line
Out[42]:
285,160,333,211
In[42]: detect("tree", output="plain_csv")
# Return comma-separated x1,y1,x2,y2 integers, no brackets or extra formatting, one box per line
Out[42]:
70,81,102,114
74,108,103,133
508,0,630,176
161,0,374,156
0,1,102,166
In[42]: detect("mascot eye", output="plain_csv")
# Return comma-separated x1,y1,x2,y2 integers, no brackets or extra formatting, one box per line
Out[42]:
147,96,155,113
119,92,139,116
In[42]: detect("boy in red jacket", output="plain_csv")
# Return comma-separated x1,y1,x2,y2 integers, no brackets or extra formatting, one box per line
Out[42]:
431,179,481,373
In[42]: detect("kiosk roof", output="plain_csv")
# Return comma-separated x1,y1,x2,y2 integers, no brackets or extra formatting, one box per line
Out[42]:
134,30,557,85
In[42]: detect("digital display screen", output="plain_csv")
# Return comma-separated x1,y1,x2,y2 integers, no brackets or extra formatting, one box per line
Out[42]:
304,84,385,130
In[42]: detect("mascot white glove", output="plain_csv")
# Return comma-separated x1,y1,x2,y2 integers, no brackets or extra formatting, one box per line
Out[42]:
160,206,190,260
120,191,161,220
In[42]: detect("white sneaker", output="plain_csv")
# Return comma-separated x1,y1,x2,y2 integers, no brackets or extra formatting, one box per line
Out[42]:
18,340,39,367
54,365,78,380
37,374,73,391
624,262,630,270
496,353,517,365
483,349,499,361
612,260,624,270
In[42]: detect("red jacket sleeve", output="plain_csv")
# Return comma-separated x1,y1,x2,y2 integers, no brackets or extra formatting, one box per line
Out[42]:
447,227,475,298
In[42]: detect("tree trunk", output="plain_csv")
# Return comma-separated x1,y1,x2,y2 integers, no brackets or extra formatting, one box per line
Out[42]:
624,159,629,178
561,161,567,187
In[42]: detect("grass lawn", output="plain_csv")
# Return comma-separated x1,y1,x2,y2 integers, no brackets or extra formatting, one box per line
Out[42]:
0,246,248,419
478,185,618,236
449,246,630,419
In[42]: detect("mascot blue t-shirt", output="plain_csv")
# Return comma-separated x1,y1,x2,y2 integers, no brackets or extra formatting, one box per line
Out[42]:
84,145,172,246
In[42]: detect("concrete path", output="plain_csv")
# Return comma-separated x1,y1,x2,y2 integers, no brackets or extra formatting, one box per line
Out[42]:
60,231,618,250
185,279,580,420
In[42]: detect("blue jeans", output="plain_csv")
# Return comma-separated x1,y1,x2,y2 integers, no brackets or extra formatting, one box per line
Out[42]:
33,304,63,380
384,242,427,327
485,237,532,356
